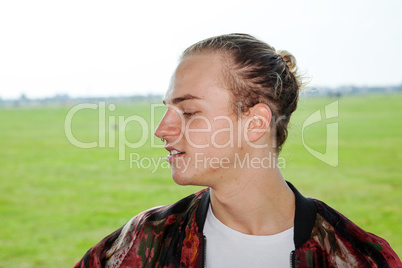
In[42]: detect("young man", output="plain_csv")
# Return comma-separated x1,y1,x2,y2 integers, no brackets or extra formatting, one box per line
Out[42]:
75,34,401,267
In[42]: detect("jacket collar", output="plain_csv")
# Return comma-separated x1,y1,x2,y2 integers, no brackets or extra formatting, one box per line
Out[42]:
195,181,317,248
287,181,317,247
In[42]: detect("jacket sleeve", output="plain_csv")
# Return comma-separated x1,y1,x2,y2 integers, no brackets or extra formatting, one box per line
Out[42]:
73,207,161,268
314,199,402,267
73,226,124,268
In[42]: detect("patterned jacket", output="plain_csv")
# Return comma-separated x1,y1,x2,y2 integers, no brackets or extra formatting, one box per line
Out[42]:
74,182,401,267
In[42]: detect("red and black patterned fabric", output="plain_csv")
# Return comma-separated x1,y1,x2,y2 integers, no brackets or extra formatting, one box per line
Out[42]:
74,183,401,268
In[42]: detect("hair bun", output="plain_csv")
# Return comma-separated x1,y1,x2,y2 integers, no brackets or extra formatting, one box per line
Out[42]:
277,50,302,89
277,50,296,71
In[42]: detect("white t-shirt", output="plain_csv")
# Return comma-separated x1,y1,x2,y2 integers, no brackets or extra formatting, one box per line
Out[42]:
203,205,295,268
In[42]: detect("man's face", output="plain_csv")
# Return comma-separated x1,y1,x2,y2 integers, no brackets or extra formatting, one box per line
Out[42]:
155,53,247,187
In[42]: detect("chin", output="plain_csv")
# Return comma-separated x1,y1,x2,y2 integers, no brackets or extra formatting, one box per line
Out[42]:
171,169,204,187
172,176,193,186
171,169,190,186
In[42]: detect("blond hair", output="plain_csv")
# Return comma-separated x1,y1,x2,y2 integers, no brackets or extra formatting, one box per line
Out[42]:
182,33,304,152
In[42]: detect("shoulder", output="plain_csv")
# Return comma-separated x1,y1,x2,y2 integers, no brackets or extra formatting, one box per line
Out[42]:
74,188,209,268
306,199,401,267
114,187,208,244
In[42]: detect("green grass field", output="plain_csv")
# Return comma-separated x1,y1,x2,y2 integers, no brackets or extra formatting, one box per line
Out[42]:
0,94,401,267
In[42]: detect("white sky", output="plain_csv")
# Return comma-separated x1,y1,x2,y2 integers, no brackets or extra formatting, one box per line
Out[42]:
0,0,401,100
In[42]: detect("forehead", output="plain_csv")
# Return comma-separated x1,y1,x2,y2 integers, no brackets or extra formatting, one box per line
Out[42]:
164,53,229,104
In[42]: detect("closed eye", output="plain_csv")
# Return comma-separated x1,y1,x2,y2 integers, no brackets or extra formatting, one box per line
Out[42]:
183,112,196,118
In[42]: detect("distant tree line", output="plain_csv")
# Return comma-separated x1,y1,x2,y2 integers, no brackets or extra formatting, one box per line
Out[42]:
0,93,164,107
301,84,402,98
1,84,402,107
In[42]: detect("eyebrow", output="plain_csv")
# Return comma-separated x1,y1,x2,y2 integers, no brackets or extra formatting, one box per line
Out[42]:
163,94,202,105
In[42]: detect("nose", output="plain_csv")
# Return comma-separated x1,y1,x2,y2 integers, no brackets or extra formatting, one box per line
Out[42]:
154,107,182,141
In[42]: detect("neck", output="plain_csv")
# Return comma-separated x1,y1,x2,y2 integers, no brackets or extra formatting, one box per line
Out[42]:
209,166,295,236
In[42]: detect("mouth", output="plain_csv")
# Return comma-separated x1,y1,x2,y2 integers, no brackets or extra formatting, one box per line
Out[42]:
166,147,185,163
170,150,185,156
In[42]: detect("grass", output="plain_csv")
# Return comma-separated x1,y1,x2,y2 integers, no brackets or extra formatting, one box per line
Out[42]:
0,94,401,267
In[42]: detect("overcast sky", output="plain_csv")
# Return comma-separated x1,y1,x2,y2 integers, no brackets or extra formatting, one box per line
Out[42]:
0,0,401,100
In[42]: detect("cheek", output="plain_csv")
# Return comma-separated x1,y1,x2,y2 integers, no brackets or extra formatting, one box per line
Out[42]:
184,118,212,146
210,120,240,148
184,117,242,149
212,128,232,145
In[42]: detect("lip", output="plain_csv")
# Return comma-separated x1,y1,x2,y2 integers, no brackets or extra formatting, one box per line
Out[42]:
165,146,185,163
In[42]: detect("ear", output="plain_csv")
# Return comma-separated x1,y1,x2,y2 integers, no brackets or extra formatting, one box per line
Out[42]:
246,103,272,143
